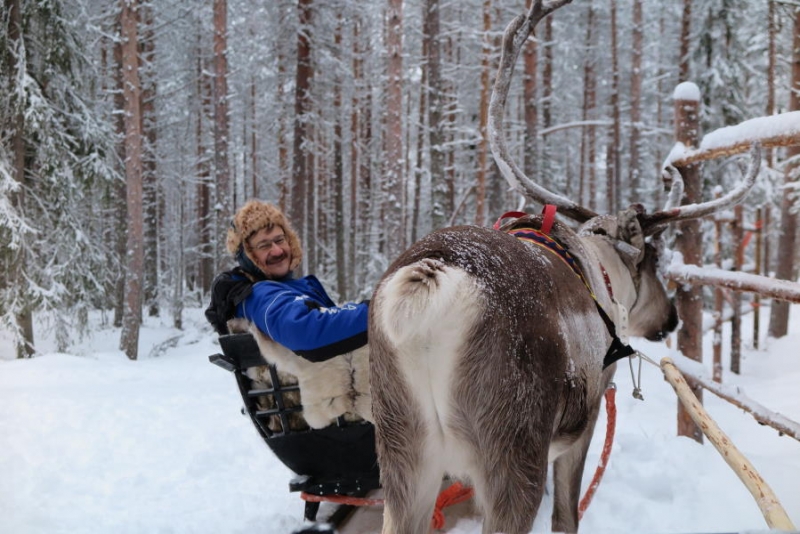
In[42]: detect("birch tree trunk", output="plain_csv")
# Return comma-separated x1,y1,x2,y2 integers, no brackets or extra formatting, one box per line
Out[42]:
768,7,800,338
119,0,145,361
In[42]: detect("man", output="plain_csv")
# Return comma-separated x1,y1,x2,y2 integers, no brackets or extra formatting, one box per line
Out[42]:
205,200,368,362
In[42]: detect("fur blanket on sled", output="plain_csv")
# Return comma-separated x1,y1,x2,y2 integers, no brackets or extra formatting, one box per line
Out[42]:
227,318,372,429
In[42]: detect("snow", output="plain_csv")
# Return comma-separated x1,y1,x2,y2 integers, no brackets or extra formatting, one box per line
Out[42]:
2,306,799,534
699,111,800,153
673,82,701,102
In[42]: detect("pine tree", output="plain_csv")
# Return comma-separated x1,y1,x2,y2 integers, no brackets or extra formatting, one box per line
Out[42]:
0,0,120,356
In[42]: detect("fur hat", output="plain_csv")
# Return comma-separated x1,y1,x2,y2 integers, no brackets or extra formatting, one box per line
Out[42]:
226,200,302,278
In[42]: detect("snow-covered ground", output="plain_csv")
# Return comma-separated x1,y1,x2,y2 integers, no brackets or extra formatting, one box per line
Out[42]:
1,304,798,534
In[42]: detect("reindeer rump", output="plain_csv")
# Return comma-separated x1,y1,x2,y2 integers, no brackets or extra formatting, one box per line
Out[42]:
370,225,614,534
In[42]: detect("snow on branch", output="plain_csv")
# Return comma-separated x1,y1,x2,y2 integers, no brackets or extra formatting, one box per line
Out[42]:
666,111,800,168
665,261,800,304
667,353,800,443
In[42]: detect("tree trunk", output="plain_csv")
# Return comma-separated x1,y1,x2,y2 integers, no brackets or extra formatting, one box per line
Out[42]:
291,0,313,275
475,0,492,226
579,2,596,209
768,7,800,338
766,0,777,168
413,2,432,243
679,0,692,82
628,0,643,204
349,16,363,295
540,16,553,187
523,0,538,190
333,15,346,299
673,84,703,443
119,0,145,361
384,0,405,257
213,0,230,272
112,30,127,327
197,45,213,294
730,205,743,374
428,0,447,231
607,0,620,214
140,2,159,317
5,0,34,358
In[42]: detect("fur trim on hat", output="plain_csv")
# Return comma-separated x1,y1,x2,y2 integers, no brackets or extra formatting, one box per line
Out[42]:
226,200,302,278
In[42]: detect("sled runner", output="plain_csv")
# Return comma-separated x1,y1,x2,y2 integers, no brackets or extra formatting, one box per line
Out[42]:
209,332,381,530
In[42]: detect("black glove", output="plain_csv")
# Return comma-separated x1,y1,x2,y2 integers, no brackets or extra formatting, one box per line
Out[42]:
205,269,256,335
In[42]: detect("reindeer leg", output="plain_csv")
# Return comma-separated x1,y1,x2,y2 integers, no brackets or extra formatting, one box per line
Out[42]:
477,437,549,534
551,401,603,533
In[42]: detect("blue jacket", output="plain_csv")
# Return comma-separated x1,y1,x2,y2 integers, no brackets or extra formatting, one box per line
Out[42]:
236,275,369,363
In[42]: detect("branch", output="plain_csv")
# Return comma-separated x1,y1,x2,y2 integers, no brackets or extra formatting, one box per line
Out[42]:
664,262,800,304
667,353,800,442
667,111,800,168
661,358,797,531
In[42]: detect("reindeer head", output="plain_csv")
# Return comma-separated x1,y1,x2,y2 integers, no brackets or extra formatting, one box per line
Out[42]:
488,0,760,345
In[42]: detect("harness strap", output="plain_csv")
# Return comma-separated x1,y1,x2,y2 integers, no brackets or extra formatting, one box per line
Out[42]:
499,210,635,371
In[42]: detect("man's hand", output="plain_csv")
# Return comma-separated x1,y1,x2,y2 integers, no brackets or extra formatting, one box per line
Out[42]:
204,269,254,334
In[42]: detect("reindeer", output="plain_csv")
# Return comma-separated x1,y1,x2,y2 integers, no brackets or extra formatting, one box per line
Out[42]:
368,1,761,533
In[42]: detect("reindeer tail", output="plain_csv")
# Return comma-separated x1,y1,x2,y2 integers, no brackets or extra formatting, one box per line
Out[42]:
376,258,476,347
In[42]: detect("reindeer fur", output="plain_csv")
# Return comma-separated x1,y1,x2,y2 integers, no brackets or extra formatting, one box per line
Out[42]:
370,220,676,534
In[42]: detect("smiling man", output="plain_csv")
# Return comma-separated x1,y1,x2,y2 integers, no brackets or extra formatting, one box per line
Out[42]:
205,200,368,362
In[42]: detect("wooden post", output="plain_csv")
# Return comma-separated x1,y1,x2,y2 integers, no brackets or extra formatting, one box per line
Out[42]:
712,192,724,383
753,207,763,349
731,205,743,374
673,82,704,443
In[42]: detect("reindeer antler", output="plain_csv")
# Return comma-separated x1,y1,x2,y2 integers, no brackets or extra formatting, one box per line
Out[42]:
640,142,762,235
488,0,597,223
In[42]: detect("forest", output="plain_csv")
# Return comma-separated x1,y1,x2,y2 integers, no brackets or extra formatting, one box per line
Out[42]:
1,0,799,360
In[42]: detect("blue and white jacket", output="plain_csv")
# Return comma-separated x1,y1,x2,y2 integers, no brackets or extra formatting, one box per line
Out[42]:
236,274,368,363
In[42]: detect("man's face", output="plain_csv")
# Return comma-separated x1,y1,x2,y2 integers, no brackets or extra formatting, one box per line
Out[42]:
248,225,292,279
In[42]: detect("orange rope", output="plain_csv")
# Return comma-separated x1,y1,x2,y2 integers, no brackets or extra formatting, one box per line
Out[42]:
299,482,474,530
578,386,617,519
300,492,384,507
431,482,474,530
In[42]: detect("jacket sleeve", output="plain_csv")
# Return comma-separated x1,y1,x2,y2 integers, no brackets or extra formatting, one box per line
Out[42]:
237,284,368,362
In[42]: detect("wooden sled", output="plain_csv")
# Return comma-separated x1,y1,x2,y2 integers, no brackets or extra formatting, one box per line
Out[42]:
209,333,381,530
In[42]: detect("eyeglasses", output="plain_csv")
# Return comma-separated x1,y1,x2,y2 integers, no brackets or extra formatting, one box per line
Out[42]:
253,234,286,252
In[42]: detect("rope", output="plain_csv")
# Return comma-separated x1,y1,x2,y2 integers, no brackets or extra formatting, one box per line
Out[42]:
300,492,384,507
431,482,474,530
579,385,618,520
299,481,474,530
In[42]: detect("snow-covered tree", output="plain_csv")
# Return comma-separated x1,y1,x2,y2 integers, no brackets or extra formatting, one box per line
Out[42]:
0,0,120,356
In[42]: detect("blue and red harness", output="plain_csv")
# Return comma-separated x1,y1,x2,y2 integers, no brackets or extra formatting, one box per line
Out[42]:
493,207,635,370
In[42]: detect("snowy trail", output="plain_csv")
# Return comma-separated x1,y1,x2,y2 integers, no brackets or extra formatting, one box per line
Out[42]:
1,307,799,533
